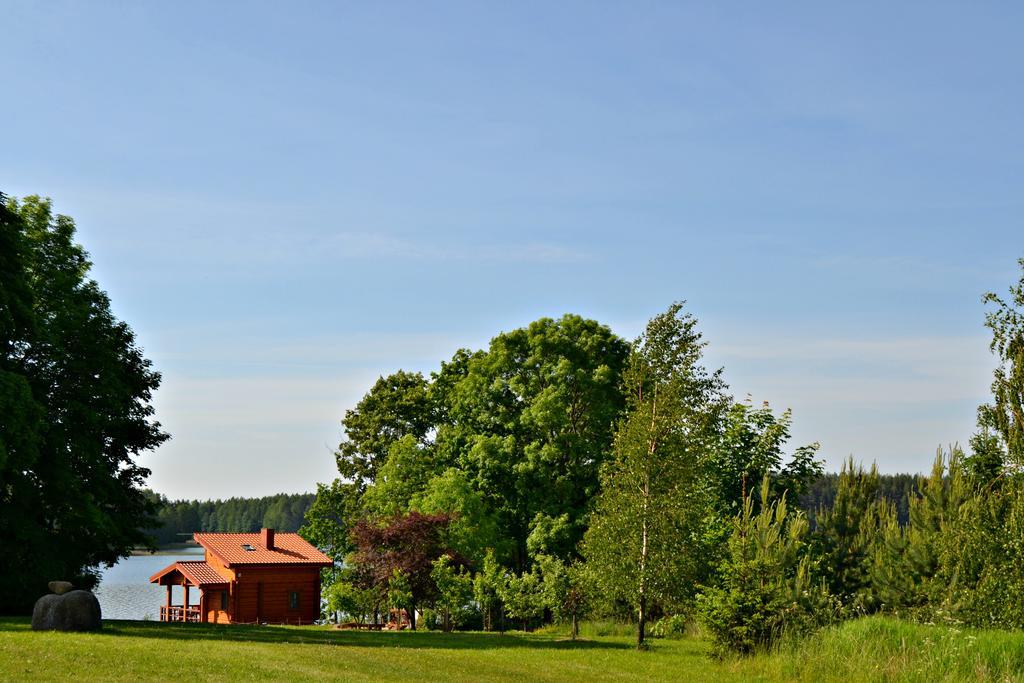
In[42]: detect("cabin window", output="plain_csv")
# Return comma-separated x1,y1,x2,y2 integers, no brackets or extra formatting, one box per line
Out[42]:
289,591,300,609
221,591,228,611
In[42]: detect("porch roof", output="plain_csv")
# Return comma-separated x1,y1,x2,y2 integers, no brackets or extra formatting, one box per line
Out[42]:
149,560,229,587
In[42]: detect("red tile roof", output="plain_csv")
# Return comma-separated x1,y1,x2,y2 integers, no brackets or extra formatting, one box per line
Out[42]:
149,560,229,587
194,532,332,567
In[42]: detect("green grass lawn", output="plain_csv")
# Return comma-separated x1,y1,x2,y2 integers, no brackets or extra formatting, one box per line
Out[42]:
2,616,1023,682
0,619,722,682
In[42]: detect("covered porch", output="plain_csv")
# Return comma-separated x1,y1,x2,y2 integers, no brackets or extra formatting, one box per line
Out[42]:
149,560,229,623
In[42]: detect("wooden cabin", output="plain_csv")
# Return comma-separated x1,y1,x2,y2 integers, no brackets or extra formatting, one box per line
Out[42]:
149,528,332,624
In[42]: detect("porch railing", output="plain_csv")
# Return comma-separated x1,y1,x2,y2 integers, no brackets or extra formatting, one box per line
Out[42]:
160,605,201,623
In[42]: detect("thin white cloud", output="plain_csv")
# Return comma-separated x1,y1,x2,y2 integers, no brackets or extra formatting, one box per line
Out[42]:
148,372,369,498
707,331,995,473
149,330,474,373
715,334,990,367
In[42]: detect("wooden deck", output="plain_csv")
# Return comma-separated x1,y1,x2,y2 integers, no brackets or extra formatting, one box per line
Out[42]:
160,605,201,622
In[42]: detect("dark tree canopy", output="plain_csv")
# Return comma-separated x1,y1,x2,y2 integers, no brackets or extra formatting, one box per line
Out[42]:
0,196,167,613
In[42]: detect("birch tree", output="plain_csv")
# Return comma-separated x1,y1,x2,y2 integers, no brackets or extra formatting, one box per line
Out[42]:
582,303,726,649
978,257,1024,468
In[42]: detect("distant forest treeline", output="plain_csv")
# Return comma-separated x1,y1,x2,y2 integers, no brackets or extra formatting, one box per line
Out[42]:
141,474,920,547
799,471,919,526
142,492,315,546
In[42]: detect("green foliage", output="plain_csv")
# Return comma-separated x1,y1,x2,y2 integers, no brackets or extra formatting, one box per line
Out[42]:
978,257,1024,467
799,471,919,527
386,570,414,620
650,614,689,639
699,479,835,656
711,399,823,514
868,448,1024,629
500,565,547,630
447,315,630,569
301,262,1024,643
869,450,967,619
432,555,474,631
0,196,167,613
536,555,589,638
335,371,437,488
362,435,439,516
965,427,1005,486
411,468,502,566
310,313,630,583
526,513,573,559
583,302,727,647
809,459,889,615
144,492,317,546
473,549,506,631
300,480,361,564
324,576,380,624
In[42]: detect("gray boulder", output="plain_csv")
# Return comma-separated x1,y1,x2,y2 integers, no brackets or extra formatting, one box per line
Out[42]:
48,581,74,595
31,590,102,631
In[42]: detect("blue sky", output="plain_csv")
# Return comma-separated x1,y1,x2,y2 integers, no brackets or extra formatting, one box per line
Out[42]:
3,2,1020,498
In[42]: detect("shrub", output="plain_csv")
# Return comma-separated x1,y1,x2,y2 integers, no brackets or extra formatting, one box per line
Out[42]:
699,478,836,655
650,614,688,639
432,554,473,632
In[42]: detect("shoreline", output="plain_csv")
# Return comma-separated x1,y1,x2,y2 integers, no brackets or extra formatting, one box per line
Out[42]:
129,543,202,556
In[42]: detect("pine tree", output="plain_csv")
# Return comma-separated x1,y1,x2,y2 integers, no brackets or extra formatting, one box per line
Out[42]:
811,459,888,615
699,478,834,655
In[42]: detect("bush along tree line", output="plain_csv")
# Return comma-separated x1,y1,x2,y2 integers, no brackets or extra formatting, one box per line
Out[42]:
141,492,316,546
304,259,1024,652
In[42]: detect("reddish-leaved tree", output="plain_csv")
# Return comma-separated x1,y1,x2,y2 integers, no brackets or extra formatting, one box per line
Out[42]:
350,511,465,629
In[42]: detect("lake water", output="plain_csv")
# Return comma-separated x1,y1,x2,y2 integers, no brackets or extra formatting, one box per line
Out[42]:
93,548,205,620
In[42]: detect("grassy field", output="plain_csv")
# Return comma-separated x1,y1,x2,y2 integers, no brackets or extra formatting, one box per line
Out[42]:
2,616,1023,681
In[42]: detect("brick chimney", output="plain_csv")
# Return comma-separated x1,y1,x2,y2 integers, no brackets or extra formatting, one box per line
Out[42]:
261,527,275,550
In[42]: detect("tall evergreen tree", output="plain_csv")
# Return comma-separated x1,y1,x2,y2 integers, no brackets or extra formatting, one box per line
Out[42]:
810,459,888,614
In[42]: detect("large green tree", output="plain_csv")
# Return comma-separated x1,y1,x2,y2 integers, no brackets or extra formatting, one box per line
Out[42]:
334,370,437,488
448,314,630,570
306,314,629,577
582,302,727,649
0,196,167,613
